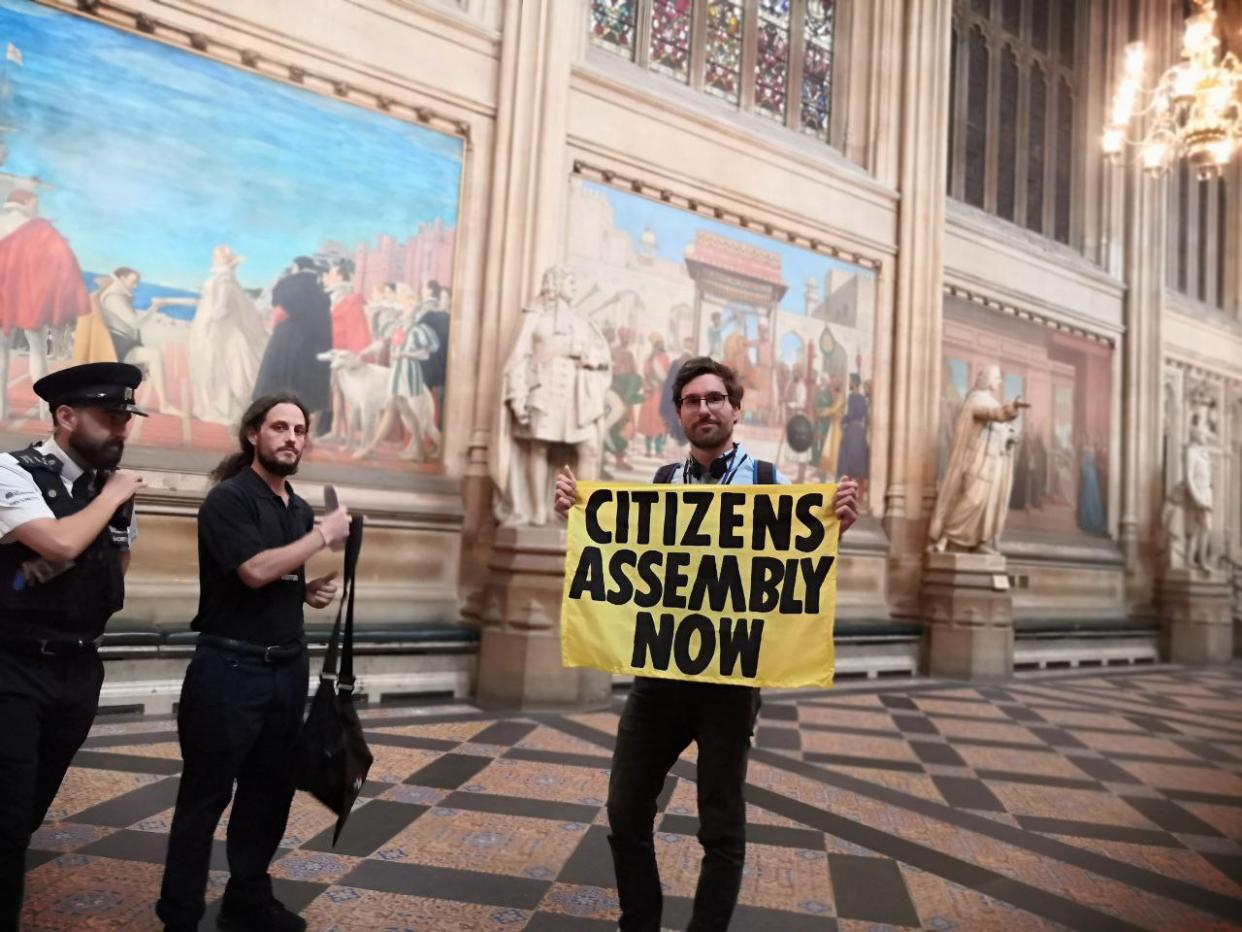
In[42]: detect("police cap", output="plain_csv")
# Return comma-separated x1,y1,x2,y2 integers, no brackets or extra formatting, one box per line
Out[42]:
33,363,149,416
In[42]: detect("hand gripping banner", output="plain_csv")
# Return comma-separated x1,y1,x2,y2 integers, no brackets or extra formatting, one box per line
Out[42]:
561,482,839,688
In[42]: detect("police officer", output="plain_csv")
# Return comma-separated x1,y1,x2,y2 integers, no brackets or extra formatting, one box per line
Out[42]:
0,362,147,928
157,393,349,932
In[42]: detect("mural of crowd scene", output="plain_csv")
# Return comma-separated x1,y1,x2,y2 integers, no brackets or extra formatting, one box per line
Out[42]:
940,296,1113,537
566,179,877,490
0,0,460,476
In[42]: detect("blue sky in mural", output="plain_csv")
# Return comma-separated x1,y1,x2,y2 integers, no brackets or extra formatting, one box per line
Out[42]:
0,0,461,291
585,181,872,317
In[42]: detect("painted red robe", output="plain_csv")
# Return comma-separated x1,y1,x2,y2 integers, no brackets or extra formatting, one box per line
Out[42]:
331,292,371,354
0,219,90,333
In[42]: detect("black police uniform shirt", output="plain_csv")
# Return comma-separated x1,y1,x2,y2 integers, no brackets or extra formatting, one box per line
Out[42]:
192,466,314,646
0,438,139,547
0,439,137,639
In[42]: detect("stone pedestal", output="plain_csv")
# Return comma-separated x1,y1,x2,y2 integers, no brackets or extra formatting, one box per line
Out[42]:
473,525,612,710
1159,568,1233,664
920,552,1014,680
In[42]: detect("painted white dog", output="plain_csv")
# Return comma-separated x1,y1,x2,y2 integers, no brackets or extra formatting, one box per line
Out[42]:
317,349,390,449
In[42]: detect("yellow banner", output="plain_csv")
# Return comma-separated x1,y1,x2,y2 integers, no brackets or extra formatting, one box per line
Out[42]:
561,482,838,688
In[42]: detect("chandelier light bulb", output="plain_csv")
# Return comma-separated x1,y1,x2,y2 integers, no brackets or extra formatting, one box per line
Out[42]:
1202,82,1231,116
1173,66,1198,99
1141,140,1168,171
1206,137,1233,166
1183,20,1215,55
1102,127,1125,156
1123,42,1147,78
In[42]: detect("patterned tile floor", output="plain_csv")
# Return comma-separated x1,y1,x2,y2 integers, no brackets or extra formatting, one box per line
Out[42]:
22,664,1242,931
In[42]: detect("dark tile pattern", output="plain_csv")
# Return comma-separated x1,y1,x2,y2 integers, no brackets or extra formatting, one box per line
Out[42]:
829,853,920,925
404,752,492,789
931,776,1006,812
302,799,426,856
21,666,1242,931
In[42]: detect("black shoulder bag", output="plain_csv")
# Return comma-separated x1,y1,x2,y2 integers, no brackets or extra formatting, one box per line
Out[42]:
295,515,373,845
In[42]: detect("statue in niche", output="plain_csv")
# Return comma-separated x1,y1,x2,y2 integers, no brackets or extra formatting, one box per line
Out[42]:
492,265,611,527
928,364,1028,554
1163,411,1218,573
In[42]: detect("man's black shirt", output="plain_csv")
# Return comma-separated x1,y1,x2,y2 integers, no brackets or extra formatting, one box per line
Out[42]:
192,466,313,645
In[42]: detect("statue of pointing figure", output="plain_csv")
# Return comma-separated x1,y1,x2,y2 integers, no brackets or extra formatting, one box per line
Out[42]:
929,364,1029,554
492,266,611,527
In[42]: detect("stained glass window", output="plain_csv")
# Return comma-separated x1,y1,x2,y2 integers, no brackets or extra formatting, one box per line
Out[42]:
649,0,693,81
1026,65,1047,234
1002,0,1021,36
754,0,791,121
1054,78,1073,244
1197,177,1211,301
950,1,1082,248
586,1,839,147
801,0,835,139
997,46,1019,221
1216,180,1228,307
1032,0,1050,52
591,0,637,58
1176,163,1190,293
965,27,989,208
1057,0,1075,64
947,27,959,187
705,1,744,103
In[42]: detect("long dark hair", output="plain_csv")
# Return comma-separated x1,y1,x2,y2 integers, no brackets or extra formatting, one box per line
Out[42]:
209,393,310,483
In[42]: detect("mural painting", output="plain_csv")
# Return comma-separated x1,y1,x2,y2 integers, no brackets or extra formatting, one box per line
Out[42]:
0,0,462,477
566,179,878,491
940,296,1113,537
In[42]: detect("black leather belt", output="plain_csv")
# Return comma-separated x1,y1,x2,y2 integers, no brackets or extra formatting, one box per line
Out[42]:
0,636,102,657
197,634,305,663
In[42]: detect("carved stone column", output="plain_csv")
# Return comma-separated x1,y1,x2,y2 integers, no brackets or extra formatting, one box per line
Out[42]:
921,552,1014,680
884,0,953,626
461,0,602,707
1117,0,1172,617
474,526,611,709
1160,569,1233,664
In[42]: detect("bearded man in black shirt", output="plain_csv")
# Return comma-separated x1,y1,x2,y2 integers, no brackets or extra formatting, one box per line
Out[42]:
157,393,350,932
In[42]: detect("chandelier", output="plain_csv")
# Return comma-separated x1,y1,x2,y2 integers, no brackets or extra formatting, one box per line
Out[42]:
1102,0,1241,179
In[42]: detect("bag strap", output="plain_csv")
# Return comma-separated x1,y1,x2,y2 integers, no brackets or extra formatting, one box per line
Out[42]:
321,580,347,683
319,514,365,691
654,463,679,484
754,460,776,485
339,515,364,690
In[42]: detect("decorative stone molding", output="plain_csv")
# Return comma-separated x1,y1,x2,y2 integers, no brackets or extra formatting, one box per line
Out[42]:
571,161,883,272
942,284,1117,348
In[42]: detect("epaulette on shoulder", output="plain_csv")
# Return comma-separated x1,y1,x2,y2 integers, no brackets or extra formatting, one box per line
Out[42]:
9,446,54,471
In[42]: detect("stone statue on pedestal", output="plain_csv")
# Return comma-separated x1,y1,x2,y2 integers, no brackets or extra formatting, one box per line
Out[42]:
929,364,1026,554
491,265,611,527
1163,416,1217,573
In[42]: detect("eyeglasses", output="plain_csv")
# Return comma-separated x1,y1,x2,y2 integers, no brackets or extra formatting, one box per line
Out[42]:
677,392,730,411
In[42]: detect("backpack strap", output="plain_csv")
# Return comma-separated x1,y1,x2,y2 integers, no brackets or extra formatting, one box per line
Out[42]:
753,460,776,485
654,463,679,484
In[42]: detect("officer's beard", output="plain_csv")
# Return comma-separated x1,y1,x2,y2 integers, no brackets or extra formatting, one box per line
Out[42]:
256,445,302,477
68,432,124,471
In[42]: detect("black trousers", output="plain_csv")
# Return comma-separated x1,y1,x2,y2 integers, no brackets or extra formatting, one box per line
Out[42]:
607,677,760,932
0,645,103,932
156,641,308,928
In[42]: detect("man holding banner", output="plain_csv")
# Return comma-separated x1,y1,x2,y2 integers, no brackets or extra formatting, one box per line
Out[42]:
555,357,858,932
